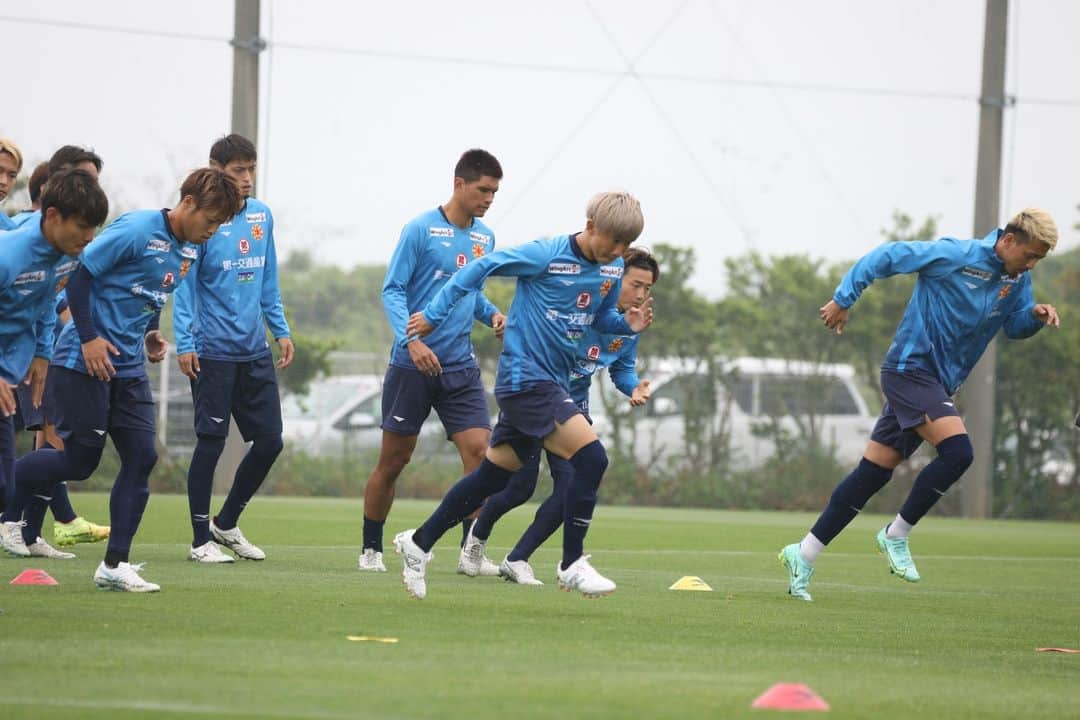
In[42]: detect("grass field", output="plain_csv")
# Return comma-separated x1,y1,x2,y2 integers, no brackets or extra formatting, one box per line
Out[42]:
0,493,1077,719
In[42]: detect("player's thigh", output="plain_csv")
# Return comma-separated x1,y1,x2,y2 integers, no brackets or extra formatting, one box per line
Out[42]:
232,354,283,441
543,413,598,460
915,415,968,446
51,367,110,449
379,365,435,437
190,357,238,438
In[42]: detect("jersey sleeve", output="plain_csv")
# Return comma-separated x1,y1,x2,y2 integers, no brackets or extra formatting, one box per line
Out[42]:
608,335,641,397
381,223,423,348
172,257,198,355
259,212,290,339
592,276,633,335
1002,280,1043,339
32,301,57,360
80,214,138,277
472,292,500,327
833,238,966,308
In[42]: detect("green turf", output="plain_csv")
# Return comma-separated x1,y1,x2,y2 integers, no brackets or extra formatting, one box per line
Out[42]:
0,494,1077,719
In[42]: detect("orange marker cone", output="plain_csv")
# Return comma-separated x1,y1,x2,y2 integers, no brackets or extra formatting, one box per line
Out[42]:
10,569,59,586
751,683,830,711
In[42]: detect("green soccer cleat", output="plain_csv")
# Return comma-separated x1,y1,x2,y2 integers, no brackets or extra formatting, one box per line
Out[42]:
53,517,110,547
779,543,814,602
875,526,921,582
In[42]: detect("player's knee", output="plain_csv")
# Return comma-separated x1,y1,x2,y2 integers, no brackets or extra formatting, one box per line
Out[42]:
64,442,104,482
195,434,227,460
569,440,608,486
935,434,973,485
504,475,537,507
252,434,284,462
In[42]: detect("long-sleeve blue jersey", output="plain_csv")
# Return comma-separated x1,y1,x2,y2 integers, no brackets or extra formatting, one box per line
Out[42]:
568,325,641,407
172,198,290,360
382,207,500,372
53,209,199,378
0,213,17,230
834,229,1044,395
0,221,79,383
10,210,37,228
422,233,632,394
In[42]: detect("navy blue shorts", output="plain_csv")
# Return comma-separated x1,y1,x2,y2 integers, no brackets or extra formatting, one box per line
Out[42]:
13,370,58,431
190,355,283,441
490,382,584,461
869,369,960,459
51,367,156,448
380,364,490,439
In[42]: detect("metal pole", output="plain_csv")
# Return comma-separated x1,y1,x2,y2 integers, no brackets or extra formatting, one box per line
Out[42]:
961,0,1009,519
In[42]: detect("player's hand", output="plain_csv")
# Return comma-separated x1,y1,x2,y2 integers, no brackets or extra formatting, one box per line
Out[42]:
81,337,119,381
0,381,15,417
491,311,506,340
144,330,168,364
1033,304,1060,328
406,311,435,339
625,296,654,333
24,357,49,408
407,338,442,376
629,379,651,407
819,299,849,335
277,337,295,369
178,352,201,380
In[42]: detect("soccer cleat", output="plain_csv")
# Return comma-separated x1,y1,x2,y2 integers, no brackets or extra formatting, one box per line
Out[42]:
0,520,30,557
457,528,501,577
189,541,235,564
500,557,544,586
393,529,429,600
53,516,110,547
210,520,266,561
876,526,921,582
93,561,161,593
557,555,616,597
27,537,76,559
357,548,387,572
779,543,814,602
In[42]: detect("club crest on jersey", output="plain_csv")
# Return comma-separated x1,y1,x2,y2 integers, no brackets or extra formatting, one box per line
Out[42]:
599,279,613,297
586,345,601,361
179,260,192,278
250,224,264,241
161,272,175,288
472,243,485,259
576,292,592,309
998,284,1012,300
608,337,625,353
456,253,467,269
239,238,251,255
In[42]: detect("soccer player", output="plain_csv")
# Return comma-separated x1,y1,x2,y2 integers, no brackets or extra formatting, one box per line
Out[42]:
395,191,652,599
0,168,108,558
173,134,293,563
0,168,240,592
0,137,23,230
461,247,659,585
779,208,1061,602
358,149,506,574
10,162,50,227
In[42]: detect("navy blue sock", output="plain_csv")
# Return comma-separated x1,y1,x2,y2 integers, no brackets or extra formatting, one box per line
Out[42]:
810,458,894,545
460,517,474,548
561,440,608,570
0,415,15,516
216,435,282,530
898,434,973,525
49,482,77,524
106,429,157,561
471,453,541,541
22,486,54,545
187,434,225,546
363,516,385,552
508,452,571,563
412,458,514,552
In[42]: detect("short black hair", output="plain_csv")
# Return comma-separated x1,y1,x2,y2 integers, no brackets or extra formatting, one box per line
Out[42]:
210,134,257,166
28,162,50,205
48,145,103,175
40,168,109,227
623,247,660,283
454,149,502,183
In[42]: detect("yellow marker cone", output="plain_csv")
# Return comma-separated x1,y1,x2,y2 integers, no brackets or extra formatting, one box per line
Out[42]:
669,576,713,591
347,636,399,644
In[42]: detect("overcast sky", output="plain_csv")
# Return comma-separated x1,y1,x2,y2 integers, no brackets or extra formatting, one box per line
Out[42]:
2,0,1078,296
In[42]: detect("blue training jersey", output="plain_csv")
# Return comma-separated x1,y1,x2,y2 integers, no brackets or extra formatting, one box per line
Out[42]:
172,198,290,361
0,221,80,384
0,213,17,230
833,229,1044,395
423,233,633,394
53,209,198,378
382,207,500,372
10,210,37,228
568,325,641,408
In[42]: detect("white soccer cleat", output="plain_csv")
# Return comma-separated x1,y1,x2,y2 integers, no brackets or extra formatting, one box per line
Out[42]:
557,555,616,597
27,537,76,559
210,520,266,561
189,541,235,563
457,528,501,577
500,557,544,586
358,548,387,572
93,561,161,593
393,529,429,600
0,520,30,557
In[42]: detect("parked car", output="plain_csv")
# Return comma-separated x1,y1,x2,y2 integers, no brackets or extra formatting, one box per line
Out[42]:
590,357,878,470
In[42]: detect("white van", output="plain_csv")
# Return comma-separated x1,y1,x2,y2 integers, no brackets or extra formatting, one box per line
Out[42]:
590,357,877,470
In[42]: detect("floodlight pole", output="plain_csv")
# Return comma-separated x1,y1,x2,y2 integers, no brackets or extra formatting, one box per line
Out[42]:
961,0,1009,519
